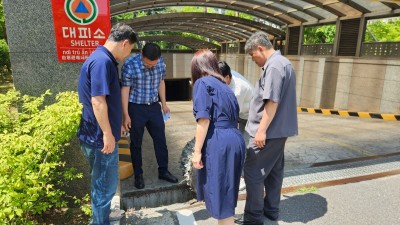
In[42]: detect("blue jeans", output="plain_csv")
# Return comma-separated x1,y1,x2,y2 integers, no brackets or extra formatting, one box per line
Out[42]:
80,142,119,225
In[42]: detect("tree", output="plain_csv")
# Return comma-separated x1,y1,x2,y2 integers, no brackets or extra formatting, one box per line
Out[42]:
0,0,7,41
303,24,336,44
171,6,217,13
364,18,400,42
112,6,262,49
0,39,10,71
0,0,10,79
112,12,133,23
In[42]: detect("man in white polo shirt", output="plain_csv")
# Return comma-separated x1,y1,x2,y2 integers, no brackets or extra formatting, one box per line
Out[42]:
218,61,254,145
219,61,254,192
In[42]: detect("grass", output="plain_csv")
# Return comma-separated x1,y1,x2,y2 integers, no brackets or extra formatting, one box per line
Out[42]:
0,75,14,94
296,186,319,193
35,207,90,225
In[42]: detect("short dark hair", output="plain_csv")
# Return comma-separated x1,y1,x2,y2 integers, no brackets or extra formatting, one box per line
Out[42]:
142,43,161,61
218,61,232,79
108,23,138,44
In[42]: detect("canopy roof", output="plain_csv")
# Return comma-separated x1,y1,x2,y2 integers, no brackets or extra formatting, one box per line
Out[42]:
139,35,220,49
110,0,400,48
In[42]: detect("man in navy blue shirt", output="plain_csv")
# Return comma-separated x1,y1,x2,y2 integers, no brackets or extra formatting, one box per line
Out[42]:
77,23,137,225
121,43,178,189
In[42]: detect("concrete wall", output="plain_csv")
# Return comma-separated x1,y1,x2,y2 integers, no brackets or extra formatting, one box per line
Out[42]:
3,0,89,198
381,60,400,113
171,53,192,79
244,55,400,114
4,1,399,115
163,52,399,114
3,0,82,97
220,54,400,114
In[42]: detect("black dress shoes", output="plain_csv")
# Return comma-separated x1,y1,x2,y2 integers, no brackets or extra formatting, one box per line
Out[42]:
158,171,178,183
134,174,145,189
234,215,263,225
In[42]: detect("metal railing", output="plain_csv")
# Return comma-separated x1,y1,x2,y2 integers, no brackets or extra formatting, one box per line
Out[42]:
302,43,333,56
361,42,400,57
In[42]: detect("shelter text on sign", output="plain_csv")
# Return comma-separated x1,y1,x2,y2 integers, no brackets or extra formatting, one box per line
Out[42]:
51,0,111,62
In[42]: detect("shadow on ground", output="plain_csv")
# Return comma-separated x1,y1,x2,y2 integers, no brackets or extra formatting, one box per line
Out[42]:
279,193,327,223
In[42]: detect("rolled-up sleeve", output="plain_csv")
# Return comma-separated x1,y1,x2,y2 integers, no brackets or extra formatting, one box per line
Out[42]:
160,57,167,80
121,62,133,87
193,80,212,121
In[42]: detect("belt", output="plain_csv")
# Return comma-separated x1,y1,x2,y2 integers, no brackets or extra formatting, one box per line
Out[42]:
130,102,157,106
210,121,237,129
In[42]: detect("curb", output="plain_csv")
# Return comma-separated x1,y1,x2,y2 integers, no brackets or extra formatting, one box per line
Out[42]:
118,136,133,180
109,136,132,224
236,154,400,200
297,107,400,121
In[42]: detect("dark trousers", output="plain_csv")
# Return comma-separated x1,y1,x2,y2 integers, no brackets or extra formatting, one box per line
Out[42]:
128,102,168,176
243,137,287,223
238,118,250,147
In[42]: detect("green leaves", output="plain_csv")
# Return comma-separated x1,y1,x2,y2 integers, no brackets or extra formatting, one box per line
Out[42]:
0,89,82,224
303,24,336,44
0,39,10,79
365,18,400,42
303,17,400,45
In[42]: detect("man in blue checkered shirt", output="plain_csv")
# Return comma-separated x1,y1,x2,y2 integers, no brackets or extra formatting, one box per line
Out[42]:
121,43,178,189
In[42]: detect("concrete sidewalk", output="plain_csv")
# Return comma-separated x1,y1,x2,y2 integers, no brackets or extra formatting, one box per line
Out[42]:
118,101,400,224
121,174,400,225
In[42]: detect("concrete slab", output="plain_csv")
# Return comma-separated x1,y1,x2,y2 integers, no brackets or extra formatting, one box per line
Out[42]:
120,101,400,210
120,102,196,209
120,174,400,225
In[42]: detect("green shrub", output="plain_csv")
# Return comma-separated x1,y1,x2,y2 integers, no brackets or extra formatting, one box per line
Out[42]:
0,89,82,224
0,39,11,79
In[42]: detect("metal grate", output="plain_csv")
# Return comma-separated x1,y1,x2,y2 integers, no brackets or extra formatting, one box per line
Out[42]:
287,26,300,55
239,42,246,54
227,42,239,54
338,19,360,56
277,45,285,54
221,43,227,54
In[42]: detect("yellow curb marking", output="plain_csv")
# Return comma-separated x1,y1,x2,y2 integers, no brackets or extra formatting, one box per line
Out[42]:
119,148,131,155
297,107,398,121
382,114,396,121
321,109,331,115
307,108,316,113
357,112,370,118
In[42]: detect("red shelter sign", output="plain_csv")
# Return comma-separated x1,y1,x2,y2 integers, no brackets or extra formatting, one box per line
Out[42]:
51,0,111,62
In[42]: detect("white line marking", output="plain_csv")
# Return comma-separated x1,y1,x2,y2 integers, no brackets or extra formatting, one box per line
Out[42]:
176,209,198,225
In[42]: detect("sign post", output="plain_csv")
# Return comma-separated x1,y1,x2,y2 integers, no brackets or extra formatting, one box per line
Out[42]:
51,0,111,62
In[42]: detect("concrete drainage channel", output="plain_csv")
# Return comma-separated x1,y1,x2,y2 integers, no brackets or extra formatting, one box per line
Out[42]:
121,184,195,209
121,139,196,210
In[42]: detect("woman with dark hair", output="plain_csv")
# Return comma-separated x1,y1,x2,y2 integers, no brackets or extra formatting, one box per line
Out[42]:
191,49,246,225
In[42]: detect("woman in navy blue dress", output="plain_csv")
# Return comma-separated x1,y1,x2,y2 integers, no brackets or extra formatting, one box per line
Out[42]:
191,49,246,225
